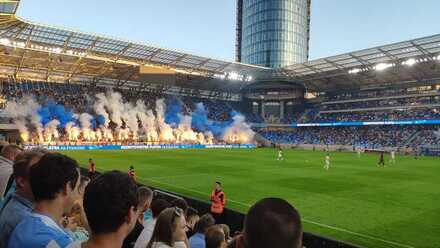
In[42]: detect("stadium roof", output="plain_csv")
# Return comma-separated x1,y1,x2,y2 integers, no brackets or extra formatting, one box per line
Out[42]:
1,0,440,93
273,34,440,92
0,0,269,93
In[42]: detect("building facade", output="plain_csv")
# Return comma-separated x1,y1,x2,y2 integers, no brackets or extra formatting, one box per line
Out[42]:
236,0,311,68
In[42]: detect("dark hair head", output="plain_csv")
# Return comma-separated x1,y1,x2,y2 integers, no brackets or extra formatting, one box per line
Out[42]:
186,207,199,219
30,153,79,201
215,181,221,186
151,198,171,218
147,207,184,248
13,151,44,179
83,171,139,235
195,213,215,234
170,198,188,214
130,166,134,170
1,144,23,160
243,198,302,248
88,158,92,161
138,186,153,209
205,225,226,248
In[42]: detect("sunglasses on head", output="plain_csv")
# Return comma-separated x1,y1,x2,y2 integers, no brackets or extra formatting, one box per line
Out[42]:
171,206,184,224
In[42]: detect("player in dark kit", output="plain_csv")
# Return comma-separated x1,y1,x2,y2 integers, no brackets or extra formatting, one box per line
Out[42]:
88,158,96,179
378,151,385,167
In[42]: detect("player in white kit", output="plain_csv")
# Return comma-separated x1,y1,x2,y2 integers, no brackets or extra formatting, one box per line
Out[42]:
324,153,331,170
357,148,362,158
277,148,284,161
390,150,396,164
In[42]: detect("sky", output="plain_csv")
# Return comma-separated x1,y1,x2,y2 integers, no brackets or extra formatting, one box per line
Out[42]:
17,0,440,61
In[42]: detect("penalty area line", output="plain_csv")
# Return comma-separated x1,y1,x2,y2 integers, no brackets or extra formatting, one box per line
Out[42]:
139,175,415,248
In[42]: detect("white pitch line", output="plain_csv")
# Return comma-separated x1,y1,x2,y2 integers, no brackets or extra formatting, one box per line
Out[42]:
148,172,209,181
140,175,416,248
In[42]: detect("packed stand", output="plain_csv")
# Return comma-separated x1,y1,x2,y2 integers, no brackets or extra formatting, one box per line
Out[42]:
258,125,440,148
409,127,440,147
313,109,440,122
1,81,245,124
322,95,440,111
327,88,439,101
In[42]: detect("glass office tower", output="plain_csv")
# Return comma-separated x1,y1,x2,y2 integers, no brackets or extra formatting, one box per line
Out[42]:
236,0,311,68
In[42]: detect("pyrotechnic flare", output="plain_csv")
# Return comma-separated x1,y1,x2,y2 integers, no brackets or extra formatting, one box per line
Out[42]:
4,90,255,145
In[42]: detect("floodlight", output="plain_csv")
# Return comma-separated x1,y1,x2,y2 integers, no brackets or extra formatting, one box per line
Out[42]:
374,63,393,71
348,68,361,74
0,38,10,45
403,58,417,66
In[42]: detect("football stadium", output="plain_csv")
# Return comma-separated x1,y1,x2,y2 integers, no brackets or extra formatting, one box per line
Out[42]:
0,0,439,248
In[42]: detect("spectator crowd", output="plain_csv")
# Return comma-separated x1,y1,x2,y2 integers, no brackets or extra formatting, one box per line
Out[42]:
0,142,304,248
0,81,242,123
258,125,440,149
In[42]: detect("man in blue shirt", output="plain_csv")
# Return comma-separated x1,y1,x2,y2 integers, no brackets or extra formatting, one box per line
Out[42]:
189,213,215,248
81,171,139,248
8,153,80,248
0,151,44,248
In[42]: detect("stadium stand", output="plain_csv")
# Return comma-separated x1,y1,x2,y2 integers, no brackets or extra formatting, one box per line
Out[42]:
258,125,440,149
1,1,440,247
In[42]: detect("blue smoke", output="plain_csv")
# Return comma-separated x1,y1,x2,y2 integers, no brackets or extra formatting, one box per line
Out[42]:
96,115,106,126
38,100,77,128
165,97,183,128
190,102,232,137
191,103,211,131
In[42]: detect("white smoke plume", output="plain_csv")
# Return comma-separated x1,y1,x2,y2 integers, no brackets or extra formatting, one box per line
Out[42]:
65,122,80,141
14,119,29,142
4,90,254,145
93,93,110,127
3,96,43,141
79,113,93,130
135,100,158,141
155,99,175,142
43,119,60,142
106,91,124,128
222,114,255,143
123,102,140,135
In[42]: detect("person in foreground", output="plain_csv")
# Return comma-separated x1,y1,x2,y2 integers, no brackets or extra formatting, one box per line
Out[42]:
123,186,154,248
205,225,227,248
228,198,302,248
134,199,171,248
147,207,189,248
0,151,44,248
189,213,215,248
8,153,80,248
81,171,139,248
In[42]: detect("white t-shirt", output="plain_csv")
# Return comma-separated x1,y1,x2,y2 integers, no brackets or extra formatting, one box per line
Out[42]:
149,241,186,248
134,219,157,248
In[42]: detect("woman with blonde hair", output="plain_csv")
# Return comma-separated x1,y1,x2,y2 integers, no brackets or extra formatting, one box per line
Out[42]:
146,207,189,248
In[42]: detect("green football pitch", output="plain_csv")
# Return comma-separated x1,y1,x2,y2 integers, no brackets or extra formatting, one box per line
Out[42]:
61,148,440,248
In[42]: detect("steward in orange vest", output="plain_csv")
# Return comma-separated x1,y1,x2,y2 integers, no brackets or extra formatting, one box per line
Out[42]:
88,158,96,180
210,182,226,223
128,166,136,181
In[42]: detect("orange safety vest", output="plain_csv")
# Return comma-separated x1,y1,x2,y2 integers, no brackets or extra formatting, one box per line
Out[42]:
89,162,95,172
128,170,136,178
210,190,226,214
